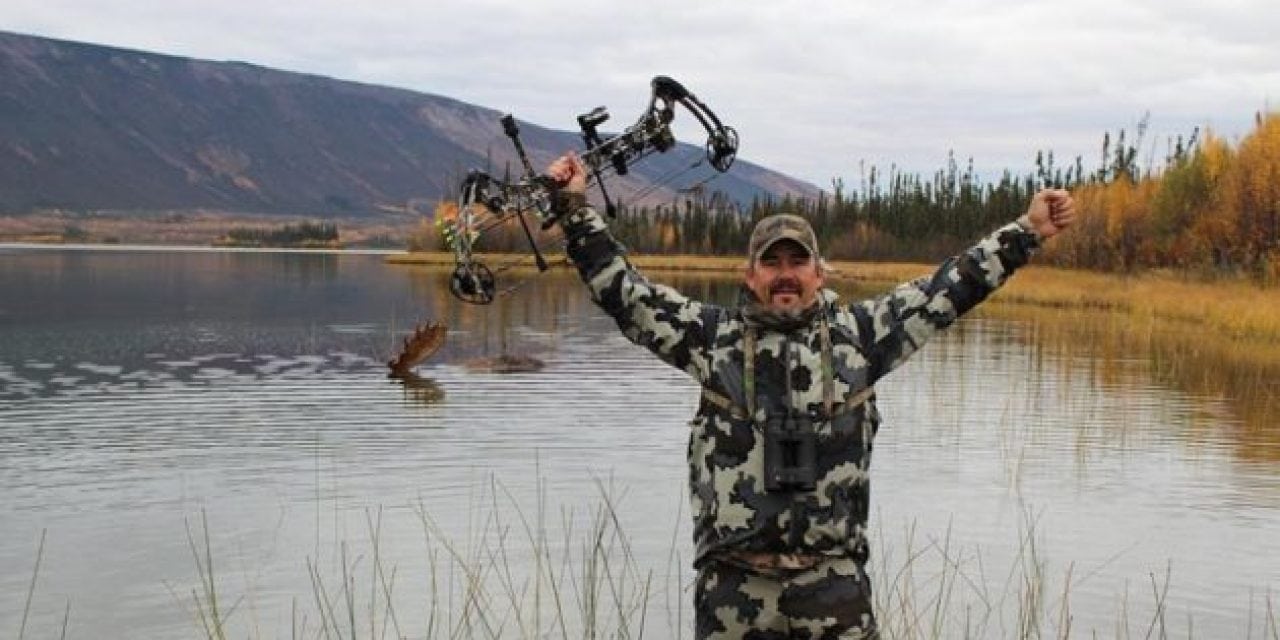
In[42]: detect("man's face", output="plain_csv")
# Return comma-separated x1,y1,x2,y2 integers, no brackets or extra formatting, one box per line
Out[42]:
744,239,825,312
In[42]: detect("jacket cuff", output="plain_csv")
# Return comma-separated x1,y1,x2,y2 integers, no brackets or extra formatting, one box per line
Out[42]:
561,204,609,240
994,221,1041,271
1015,214,1042,241
552,190,588,215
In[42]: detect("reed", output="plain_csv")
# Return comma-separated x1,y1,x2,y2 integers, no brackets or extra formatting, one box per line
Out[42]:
13,528,72,640
989,268,1280,342
977,281,1280,455
18,528,45,640
167,510,236,640
158,478,1279,639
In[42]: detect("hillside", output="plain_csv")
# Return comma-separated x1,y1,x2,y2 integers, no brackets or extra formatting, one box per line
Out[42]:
0,30,820,218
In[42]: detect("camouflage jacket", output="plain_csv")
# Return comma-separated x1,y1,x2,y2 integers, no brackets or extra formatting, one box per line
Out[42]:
560,204,1041,565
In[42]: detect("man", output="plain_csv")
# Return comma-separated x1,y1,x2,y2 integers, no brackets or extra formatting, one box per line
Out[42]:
548,153,1075,638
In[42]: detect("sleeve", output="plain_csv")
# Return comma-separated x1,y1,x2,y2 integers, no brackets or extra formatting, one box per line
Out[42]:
845,221,1041,383
558,197,717,383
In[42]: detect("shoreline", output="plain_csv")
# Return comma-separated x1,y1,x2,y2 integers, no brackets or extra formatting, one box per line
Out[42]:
387,250,1280,342
385,250,933,280
0,241,401,255
8,242,1275,342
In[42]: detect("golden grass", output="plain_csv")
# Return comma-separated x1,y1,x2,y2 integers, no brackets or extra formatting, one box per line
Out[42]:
389,250,1280,342
990,267,1280,342
842,264,1280,445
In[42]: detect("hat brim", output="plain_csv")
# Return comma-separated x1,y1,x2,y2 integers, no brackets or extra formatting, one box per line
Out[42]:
751,231,817,264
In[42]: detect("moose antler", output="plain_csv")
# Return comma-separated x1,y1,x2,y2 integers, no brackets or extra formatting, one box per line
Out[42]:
387,321,448,378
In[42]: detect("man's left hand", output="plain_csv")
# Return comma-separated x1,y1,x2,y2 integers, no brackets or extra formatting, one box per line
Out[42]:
1022,189,1076,240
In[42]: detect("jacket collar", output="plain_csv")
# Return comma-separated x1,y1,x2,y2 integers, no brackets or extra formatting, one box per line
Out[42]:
738,287,838,333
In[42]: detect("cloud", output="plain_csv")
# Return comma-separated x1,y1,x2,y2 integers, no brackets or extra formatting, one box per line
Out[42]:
3,0,1277,186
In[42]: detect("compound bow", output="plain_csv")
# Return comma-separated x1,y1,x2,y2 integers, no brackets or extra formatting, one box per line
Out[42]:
442,75,739,304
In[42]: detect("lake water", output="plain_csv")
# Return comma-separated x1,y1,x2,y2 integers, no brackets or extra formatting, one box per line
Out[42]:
1,246,1277,639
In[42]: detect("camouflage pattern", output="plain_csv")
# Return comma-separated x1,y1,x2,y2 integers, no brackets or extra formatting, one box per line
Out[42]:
561,205,1040,634
697,556,876,639
748,213,822,265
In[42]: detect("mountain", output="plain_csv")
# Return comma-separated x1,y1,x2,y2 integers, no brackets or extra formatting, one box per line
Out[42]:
0,31,821,217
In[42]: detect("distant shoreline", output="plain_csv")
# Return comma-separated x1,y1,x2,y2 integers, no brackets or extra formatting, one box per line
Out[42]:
385,250,937,280
0,210,416,249
0,242,401,256
7,242,1275,342
387,250,1280,343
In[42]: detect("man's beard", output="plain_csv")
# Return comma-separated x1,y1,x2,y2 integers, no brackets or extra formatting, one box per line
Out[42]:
739,283,820,332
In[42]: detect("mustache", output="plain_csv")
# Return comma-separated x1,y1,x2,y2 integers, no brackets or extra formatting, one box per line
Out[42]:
769,278,802,295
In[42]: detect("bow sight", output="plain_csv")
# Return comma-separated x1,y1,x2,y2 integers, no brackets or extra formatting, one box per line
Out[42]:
444,75,739,305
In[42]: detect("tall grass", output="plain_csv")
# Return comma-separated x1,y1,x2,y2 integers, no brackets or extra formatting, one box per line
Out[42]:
18,528,45,640
991,267,1280,342
970,276,1280,454
166,511,237,639
159,479,1280,639
15,528,71,640
168,476,661,639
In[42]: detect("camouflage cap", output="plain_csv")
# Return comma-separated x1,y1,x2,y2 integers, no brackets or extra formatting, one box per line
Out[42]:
748,214,820,264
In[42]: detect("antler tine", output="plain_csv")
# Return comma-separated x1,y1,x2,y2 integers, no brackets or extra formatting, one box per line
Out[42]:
388,320,449,377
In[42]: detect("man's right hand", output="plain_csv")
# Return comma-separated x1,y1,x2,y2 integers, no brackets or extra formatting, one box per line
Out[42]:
547,153,588,195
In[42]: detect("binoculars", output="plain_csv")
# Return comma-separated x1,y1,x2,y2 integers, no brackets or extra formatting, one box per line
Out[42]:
763,413,817,491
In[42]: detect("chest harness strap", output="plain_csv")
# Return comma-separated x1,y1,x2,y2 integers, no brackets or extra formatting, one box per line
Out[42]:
699,314,875,421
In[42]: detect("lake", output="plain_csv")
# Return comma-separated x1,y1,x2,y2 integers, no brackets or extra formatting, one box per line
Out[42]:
1,245,1277,638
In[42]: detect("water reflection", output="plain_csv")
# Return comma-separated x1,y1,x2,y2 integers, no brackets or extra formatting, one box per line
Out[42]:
1,247,1278,638
5,250,1275,468
389,371,446,406
978,301,1280,464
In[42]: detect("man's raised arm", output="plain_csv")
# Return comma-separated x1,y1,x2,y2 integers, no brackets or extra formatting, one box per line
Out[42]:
548,153,718,383
844,189,1076,383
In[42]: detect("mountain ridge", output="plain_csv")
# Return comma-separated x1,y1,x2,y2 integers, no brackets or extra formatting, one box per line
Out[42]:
0,30,821,218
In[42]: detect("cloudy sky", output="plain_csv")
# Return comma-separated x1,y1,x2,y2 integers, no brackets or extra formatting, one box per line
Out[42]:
4,0,1277,188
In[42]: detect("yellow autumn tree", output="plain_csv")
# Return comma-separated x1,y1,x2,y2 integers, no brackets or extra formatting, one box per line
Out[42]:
1076,174,1158,270
1229,113,1280,279
1181,133,1237,270
1042,182,1112,269
1048,114,1277,277
406,201,457,252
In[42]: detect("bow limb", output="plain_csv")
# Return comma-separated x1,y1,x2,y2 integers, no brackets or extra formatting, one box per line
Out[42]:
651,76,739,172
446,175,500,304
